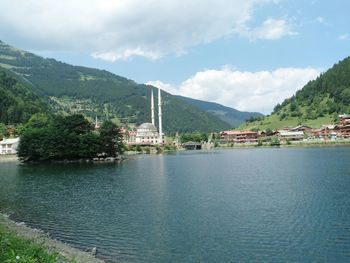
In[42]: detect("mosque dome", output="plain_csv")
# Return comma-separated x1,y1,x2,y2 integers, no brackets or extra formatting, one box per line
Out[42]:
138,122,158,132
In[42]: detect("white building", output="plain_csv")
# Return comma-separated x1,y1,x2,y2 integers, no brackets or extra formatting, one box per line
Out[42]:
0,137,20,154
278,131,304,141
135,123,161,144
134,88,165,145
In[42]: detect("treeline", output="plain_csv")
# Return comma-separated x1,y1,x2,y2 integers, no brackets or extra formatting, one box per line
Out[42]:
0,70,48,124
272,57,350,120
180,132,209,143
18,114,124,162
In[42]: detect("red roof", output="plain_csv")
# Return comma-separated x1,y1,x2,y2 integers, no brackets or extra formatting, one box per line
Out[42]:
221,130,258,135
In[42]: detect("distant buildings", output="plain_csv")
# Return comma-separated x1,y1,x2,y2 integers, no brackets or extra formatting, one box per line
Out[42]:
311,115,350,139
219,114,350,144
0,137,20,154
278,131,304,141
220,130,259,143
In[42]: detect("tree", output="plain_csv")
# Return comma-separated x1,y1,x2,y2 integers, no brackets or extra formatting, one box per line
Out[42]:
24,113,51,129
54,114,92,135
290,101,298,112
265,128,273,136
0,123,9,139
17,115,118,162
99,120,124,157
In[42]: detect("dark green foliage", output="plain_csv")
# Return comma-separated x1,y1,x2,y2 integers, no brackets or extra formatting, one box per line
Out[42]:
0,123,9,139
0,41,230,133
180,132,208,143
272,57,350,119
0,70,48,125
246,115,263,123
265,128,274,136
17,114,123,162
99,120,124,157
53,114,93,134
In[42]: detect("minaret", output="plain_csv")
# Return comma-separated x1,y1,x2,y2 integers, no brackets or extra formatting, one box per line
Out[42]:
151,89,155,125
158,88,163,144
95,116,99,129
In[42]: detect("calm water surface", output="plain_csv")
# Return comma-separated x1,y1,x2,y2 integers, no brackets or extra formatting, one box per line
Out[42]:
1,147,350,262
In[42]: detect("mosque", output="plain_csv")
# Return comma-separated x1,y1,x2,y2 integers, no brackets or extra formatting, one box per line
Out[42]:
127,88,164,145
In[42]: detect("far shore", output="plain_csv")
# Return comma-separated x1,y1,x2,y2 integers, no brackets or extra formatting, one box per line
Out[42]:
1,139,350,164
217,138,350,149
0,211,105,263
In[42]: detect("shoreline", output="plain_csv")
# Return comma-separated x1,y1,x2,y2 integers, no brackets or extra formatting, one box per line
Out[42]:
0,212,105,263
0,140,349,164
216,139,350,149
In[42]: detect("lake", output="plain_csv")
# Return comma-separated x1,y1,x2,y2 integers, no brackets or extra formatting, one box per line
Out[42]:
1,147,350,262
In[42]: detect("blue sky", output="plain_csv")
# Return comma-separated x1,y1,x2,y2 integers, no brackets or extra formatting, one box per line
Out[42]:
0,0,349,113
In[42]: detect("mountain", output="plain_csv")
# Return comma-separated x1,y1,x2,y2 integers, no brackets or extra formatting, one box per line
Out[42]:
0,40,231,133
177,96,263,127
241,57,350,130
0,67,48,124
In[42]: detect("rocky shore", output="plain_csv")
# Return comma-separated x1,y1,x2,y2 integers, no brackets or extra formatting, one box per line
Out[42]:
0,212,105,263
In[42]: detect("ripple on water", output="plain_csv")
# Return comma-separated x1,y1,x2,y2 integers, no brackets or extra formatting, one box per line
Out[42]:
0,148,350,262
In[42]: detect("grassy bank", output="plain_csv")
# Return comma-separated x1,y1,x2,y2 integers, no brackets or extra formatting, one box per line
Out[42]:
0,224,67,263
0,213,104,263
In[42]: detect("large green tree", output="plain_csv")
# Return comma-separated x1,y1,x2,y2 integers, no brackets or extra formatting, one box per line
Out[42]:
99,120,124,157
17,114,123,162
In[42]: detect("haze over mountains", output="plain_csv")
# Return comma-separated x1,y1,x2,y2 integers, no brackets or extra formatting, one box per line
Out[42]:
177,96,263,127
0,40,262,133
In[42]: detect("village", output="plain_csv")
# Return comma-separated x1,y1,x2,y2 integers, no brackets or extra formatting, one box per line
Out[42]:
218,114,350,145
1,88,350,156
1,111,350,156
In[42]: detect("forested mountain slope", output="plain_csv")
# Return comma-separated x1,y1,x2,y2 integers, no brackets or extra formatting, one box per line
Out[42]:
0,68,48,124
241,57,350,130
0,40,231,133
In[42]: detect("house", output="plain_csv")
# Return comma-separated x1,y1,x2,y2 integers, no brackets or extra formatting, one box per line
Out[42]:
312,128,329,138
334,125,350,138
220,130,259,143
339,114,350,126
278,131,304,141
290,125,313,133
0,138,20,154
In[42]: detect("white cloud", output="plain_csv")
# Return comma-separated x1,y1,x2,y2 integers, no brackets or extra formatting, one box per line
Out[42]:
238,18,298,40
147,67,320,114
0,0,295,61
338,33,349,40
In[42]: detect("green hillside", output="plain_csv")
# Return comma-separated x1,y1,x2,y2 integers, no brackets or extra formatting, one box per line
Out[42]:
0,40,230,133
177,95,263,127
0,68,48,124
241,57,350,130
